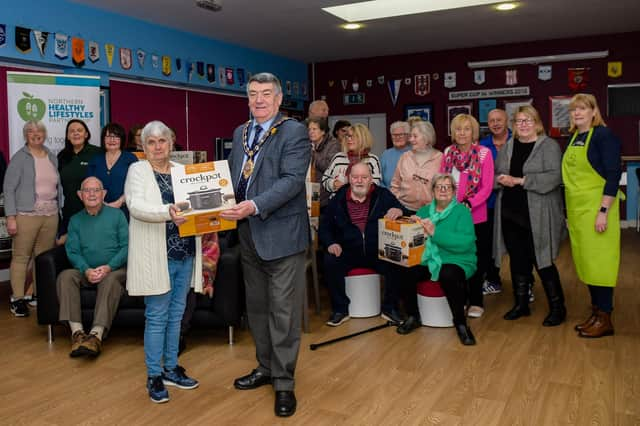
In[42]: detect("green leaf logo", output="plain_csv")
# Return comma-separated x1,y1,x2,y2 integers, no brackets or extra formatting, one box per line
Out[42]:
18,92,46,121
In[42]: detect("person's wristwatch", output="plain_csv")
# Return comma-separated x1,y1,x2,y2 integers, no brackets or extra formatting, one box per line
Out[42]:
599,206,608,213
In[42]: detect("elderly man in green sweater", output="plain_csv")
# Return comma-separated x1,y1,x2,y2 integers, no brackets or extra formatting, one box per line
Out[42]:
57,176,128,358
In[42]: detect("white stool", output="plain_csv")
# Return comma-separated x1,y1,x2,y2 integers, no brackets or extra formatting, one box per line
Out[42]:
345,268,381,318
417,280,453,327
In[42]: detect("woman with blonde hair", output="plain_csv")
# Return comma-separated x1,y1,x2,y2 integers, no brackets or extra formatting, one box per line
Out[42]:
390,120,442,212
493,105,566,326
322,123,381,194
562,93,623,338
440,114,493,318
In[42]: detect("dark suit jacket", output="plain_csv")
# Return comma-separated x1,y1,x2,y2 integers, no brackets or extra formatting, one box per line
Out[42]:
229,114,311,261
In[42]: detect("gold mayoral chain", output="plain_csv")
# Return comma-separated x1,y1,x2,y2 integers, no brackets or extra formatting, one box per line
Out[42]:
241,117,292,179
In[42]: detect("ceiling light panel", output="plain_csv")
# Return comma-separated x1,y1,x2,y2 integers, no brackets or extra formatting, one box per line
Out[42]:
323,0,502,22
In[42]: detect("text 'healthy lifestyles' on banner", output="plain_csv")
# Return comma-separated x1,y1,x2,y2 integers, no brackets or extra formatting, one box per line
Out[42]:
6,71,101,157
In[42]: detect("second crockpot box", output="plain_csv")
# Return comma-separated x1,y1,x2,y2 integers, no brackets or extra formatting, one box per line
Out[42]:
378,217,425,267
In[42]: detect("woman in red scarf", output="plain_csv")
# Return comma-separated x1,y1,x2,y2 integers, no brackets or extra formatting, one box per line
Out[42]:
440,114,494,318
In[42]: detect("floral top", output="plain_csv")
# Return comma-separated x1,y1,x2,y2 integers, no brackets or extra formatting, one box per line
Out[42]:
154,171,195,260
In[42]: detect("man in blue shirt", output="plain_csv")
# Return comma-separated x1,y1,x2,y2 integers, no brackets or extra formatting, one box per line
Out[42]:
57,177,128,358
380,121,411,187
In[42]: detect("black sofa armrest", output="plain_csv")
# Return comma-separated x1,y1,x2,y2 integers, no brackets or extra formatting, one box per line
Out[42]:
209,242,243,326
35,245,71,325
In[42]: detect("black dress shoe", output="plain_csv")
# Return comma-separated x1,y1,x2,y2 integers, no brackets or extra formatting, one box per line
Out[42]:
275,391,296,417
455,324,476,346
396,316,421,335
233,369,272,390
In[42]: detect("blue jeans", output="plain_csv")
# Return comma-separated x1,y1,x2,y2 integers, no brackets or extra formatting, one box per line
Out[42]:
144,257,194,377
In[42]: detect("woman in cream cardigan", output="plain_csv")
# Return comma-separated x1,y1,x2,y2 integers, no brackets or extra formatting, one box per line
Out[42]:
124,120,202,404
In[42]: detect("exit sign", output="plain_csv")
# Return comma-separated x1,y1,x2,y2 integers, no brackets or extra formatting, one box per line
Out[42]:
343,93,365,105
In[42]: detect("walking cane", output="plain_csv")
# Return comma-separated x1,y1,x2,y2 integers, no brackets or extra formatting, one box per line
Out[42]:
309,321,395,351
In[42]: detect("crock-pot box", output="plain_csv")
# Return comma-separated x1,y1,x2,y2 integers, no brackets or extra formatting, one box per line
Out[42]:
171,160,236,236
378,217,425,267
133,150,208,165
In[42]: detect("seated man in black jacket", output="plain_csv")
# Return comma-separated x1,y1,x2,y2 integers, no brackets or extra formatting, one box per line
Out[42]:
319,161,407,326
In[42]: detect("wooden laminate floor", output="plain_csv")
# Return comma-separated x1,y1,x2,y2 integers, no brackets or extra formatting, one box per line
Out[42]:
1,231,639,425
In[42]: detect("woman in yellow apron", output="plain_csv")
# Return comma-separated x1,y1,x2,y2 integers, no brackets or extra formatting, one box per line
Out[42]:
561,94,623,338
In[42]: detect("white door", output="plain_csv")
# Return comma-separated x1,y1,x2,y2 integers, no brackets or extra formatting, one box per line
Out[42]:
329,114,387,157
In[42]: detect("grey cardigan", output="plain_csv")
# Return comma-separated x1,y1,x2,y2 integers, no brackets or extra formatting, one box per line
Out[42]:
3,145,61,217
492,134,567,269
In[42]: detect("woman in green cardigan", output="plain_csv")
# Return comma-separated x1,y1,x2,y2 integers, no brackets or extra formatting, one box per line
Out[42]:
397,173,478,345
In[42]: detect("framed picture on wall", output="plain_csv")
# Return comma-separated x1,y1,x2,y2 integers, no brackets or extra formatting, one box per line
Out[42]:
404,103,434,123
504,98,533,128
478,99,497,124
447,103,472,135
549,96,572,137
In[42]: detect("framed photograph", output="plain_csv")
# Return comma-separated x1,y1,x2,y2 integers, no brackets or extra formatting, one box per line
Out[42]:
404,103,434,123
447,103,472,135
478,99,497,124
504,98,533,128
549,96,572,137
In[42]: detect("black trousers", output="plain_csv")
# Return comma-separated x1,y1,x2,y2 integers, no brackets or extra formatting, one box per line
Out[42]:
468,222,489,307
398,264,468,326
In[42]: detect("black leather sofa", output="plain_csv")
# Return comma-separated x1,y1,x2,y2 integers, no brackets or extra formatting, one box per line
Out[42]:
35,232,244,344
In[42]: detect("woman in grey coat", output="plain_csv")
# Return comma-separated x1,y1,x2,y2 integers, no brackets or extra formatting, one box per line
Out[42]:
493,105,567,326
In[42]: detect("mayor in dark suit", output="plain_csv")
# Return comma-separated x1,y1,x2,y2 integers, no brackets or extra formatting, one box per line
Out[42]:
220,72,310,417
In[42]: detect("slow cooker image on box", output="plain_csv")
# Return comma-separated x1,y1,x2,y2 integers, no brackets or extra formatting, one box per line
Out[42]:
384,243,402,262
187,188,223,210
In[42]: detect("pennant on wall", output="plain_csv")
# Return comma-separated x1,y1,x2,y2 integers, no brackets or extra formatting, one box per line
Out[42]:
218,66,226,87
387,79,401,106
414,74,430,96
444,72,456,88
175,58,182,72
197,61,204,78
404,77,411,86
32,30,49,57
236,68,245,87
120,47,132,70
206,64,216,83
0,24,6,48
162,55,171,76
474,70,485,85
607,62,622,78
538,65,552,81
55,33,69,59
366,79,373,88
88,41,99,63
151,54,159,69
186,61,194,81
104,43,115,67
568,67,589,91
352,80,359,92
136,49,146,69
15,26,31,53
377,75,385,85
286,80,292,95
72,37,85,67
341,79,348,90
302,82,308,97
292,81,299,96
505,69,518,86
225,67,234,85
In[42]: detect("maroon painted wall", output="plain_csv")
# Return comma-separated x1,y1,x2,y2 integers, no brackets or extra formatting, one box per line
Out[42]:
313,31,640,153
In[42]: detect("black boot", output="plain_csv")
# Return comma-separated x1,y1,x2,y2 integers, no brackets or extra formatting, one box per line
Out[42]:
455,324,476,345
541,278,566,326
503,275,531,320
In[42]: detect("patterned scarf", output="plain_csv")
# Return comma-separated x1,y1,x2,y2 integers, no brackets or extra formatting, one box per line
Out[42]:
421,199,458,281
442,143,482,201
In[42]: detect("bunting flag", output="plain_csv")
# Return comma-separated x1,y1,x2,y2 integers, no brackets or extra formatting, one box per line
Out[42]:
404,77,411,86
88,41,99,63
568,68,589,91
0,24,6,48
15,26,31,53
72,37,85,67
444,72,456,88
207,63,216,83
152,54,159,69
119,47,132,70
302,82,307,97
414,74,430,96
377,75,385,85
352,81,359,92
55,33,69,59
32,30,49,57
387,79,401,106
186,61,194,81
474,70,485,85
218,66,226,87
366,79,373,88
175,58,182,71
105,43,115,67
236,68,245,87
162,55,171,76
136,49,146,69
292,81,299,96
225,67,234,85
505,69,518,86
607,62,622,78
328,80,334,88
538,65,552,81
286,81,292,95
197,61,204,78
341,79,348,90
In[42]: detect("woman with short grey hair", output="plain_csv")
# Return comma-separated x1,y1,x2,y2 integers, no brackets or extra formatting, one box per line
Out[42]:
124,120,204,403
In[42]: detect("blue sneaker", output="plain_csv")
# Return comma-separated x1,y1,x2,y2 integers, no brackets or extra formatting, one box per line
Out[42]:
162,365,199,390
147,376,169,403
